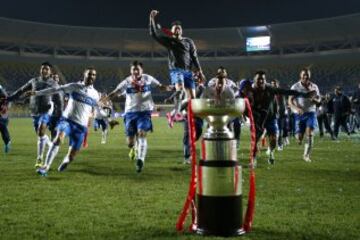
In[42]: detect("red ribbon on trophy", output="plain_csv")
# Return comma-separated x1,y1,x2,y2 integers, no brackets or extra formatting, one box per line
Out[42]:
176,98,256,233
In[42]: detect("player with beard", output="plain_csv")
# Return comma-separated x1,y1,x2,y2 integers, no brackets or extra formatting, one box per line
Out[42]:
27,67,102,176
207,66,238,91
207,67,241,147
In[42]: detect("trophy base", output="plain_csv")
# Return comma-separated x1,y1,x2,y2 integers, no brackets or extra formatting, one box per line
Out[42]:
196,227,246,237
196,194,243,237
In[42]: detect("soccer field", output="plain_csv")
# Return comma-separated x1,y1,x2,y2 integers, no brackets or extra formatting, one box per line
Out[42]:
0,118,359,240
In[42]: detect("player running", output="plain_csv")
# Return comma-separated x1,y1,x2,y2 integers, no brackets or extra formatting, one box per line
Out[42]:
241,70,315,165
28,67,102,176
7,62,57,167
106,61,169,173
289,68,321,162
48,72,65,140
93,93,113,144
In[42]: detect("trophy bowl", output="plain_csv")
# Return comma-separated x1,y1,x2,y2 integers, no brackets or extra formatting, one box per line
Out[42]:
191,99,245,117
191,99,246,139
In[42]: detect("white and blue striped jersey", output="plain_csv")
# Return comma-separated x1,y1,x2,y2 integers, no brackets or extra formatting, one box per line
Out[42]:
207,78,238,91
290,81,320,114
35,82,100,127
114,74,161,113
201,85,235,100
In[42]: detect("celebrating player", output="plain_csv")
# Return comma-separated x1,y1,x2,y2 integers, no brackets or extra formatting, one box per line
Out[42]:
241,70,315,165
29,67,102,176
106,61,170,173
93,93,113,144
207,66,238,91
288,68,321,162
7,62,57,167
149,10,204,128
48,72,65,140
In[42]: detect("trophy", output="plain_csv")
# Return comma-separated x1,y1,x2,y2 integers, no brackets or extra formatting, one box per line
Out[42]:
191,98,246,236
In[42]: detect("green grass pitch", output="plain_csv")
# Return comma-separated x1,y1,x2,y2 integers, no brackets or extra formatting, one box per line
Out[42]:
0,118,359,240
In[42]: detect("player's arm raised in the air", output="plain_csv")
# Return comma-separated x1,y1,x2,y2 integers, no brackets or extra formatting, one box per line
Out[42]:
149,10,173,48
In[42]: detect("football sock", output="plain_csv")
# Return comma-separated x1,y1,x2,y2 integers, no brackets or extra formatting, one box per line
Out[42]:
37,135,49,160
137,137,147,162
173,90,183,115
44,144,60,171
62,155,70,164
304,135,313,156
101,129,108,143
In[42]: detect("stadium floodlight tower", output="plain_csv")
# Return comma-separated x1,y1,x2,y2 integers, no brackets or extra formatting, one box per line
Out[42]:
191,98,246,236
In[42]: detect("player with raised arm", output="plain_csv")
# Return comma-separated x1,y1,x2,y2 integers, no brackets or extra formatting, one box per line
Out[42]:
149,10,204,128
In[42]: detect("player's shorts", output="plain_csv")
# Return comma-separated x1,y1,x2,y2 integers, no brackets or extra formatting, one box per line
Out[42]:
124,111,153,137
264,118,279,136
294,112,318,134
32,113,50,132
0,117,9,126
48,115,61,133
170,68,195,89
94,118,108,131
56,118,87,151
254,116,279,140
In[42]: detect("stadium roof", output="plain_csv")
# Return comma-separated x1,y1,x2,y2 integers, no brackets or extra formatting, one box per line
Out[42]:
0,14,359,58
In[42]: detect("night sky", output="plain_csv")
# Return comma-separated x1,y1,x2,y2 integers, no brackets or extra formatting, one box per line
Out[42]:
0,0,360,28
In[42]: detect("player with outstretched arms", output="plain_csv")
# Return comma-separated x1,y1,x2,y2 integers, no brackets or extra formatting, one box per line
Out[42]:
7,62,57,167
27,67,103,176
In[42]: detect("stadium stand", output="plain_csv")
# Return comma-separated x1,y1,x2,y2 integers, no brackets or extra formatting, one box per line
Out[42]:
0,14,359,100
